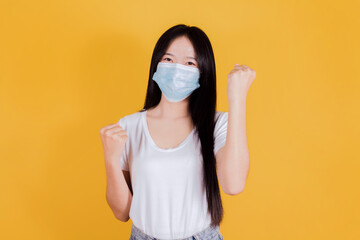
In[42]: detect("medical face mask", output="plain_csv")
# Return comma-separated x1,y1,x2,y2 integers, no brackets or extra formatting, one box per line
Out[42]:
152,62,200,102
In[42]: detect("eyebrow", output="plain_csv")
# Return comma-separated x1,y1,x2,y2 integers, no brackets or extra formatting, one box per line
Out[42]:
164,52,197,60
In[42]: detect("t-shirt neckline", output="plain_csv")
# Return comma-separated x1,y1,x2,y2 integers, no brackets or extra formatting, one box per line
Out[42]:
142,110,195,152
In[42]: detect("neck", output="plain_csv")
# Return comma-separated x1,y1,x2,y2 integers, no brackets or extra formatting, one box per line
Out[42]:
151,93,190,119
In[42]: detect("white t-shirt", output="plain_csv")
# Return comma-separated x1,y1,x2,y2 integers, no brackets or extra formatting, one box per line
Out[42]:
117,109,228,240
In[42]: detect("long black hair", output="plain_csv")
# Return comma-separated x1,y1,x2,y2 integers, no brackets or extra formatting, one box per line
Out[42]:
138,24,223,227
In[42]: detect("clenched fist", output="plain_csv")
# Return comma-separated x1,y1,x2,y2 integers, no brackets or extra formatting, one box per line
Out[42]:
100,122,129,165
227,64,256,102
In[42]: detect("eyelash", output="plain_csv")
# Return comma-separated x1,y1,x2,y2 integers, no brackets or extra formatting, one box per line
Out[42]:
163,58,195,65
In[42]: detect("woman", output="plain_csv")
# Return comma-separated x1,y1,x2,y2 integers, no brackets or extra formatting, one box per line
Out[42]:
100,24,256,240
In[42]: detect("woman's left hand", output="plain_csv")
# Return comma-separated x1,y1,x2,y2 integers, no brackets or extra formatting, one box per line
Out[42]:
227,64,256,102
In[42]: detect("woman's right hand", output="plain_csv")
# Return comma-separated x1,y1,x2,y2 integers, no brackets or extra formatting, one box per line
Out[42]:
100,123,129,165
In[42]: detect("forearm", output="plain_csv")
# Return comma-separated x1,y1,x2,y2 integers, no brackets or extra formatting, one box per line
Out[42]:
105,160,132,221
225,98,250,192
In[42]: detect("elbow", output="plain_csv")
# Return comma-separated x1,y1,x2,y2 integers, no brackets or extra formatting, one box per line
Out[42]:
118,216,130,222
114,212,130,222
106,194,131,222
226,189,243,196
226,184,245,196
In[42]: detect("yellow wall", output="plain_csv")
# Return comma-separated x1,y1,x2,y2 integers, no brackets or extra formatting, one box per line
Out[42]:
1,0,359,239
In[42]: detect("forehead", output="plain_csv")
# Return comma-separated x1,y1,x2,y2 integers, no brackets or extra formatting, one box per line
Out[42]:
166,36,196,57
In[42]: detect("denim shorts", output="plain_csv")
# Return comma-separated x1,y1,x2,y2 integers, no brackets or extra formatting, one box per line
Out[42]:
129,223,224,240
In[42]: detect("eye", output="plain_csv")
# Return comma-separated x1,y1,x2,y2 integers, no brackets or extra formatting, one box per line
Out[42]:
187,62,196,66
163,57,172,61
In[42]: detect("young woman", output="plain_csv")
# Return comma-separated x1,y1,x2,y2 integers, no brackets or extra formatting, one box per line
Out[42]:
100,24,255,240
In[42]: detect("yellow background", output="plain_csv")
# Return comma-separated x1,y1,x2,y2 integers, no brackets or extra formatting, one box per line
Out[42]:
1,0,359,239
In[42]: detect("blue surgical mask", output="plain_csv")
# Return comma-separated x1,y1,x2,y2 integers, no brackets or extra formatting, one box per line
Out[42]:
152,62,200,102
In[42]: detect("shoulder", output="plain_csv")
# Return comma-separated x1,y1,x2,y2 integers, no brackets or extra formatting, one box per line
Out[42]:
215,111,228,122
118,109,144,129
214,111,228,131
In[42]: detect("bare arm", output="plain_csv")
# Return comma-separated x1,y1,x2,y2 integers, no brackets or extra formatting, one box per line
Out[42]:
216,63,256,195
105,160,132,222
100,122,132,222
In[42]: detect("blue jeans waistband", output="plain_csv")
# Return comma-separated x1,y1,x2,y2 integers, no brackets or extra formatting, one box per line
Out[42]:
130,223,221,240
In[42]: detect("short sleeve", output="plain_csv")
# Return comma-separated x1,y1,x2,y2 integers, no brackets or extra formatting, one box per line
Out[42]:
214,112,228,155
118,117,129,171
